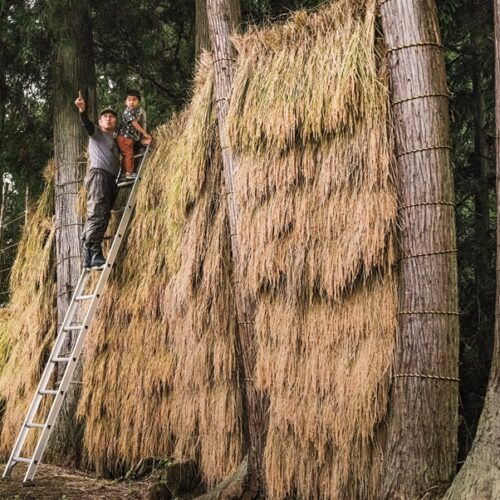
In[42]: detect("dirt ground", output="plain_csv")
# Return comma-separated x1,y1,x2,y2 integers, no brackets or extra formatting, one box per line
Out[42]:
0,464,149,500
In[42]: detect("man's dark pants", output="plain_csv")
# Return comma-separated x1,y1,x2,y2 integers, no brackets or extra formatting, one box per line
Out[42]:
82,168,118,250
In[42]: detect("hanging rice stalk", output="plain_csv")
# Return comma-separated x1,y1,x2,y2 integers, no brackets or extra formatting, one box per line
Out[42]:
0,162,57,457
227,0,397,497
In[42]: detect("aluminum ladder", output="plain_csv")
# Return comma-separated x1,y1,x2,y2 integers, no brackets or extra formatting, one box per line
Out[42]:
2,145,151,484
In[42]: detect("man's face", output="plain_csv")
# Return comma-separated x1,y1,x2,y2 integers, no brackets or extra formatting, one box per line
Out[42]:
125,95,140,109
99,112,117,132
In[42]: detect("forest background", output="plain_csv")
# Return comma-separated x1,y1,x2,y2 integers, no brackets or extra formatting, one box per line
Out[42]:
0,0,496,493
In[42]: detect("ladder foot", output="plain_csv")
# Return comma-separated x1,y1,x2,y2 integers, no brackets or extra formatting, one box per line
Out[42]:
22,480,35,487
3,463,16,480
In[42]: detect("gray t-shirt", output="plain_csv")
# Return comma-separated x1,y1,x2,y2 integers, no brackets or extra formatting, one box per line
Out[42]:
80,112,121,177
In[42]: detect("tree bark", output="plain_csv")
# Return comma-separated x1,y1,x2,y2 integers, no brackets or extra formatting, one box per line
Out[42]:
196,0,211,57
50,0,95,464
379,1,460,497
443,1,500,497
206,0,267,496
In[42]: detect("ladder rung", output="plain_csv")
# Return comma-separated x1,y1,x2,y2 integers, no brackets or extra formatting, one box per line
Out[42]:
75,294,95,301
52,356,72,363
134,152,145,158
117,180,135,188
63,325,83,331
26,422,45,429
39,389,58,396
14,457,32,464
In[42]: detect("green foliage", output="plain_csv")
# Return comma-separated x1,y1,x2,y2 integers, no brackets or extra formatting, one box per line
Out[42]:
242,0,326,23
0,1,52,192
0,1,53,298
91,0,196,129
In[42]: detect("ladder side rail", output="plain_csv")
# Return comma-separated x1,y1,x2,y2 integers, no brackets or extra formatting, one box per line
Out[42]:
2,269,90,479
23,146,152,482
123,145,149,211
25,266,112,482
46,269,90,360
24,349,81,480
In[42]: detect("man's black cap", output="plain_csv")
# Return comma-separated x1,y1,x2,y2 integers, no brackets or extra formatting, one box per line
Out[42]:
99,107,117,118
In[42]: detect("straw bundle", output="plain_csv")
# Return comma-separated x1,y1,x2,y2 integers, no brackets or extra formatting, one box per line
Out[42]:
0,163,57,457
227,0,398,497
77,55,243,483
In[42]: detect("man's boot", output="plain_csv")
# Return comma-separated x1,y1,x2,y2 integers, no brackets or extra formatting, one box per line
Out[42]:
82,243,92,268
90,246,106,269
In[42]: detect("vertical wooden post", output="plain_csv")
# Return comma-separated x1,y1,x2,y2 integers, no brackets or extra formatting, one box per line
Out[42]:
207,0,267,495
379,0,460,496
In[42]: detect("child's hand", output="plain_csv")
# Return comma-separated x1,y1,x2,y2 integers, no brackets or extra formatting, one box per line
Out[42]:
75,90,86,112
141,134,152,145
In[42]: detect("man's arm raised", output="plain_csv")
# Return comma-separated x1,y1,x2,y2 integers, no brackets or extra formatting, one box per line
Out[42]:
75,90,95,136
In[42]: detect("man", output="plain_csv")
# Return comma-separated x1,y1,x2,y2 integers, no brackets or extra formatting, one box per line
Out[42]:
74,91,120,268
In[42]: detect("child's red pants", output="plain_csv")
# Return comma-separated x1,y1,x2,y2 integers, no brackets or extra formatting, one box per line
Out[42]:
117,135,135,173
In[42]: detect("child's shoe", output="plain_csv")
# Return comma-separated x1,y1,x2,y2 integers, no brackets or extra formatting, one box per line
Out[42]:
125,172,137,180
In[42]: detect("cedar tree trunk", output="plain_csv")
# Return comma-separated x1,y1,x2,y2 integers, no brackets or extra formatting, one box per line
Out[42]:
379,0,460,497
207,0,268,496
50,0,95,464
196,0,211,57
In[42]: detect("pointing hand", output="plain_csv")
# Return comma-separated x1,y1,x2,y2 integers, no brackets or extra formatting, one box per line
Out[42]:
75,90,86,112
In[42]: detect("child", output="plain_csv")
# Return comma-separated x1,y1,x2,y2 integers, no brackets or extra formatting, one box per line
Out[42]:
116,89,152,180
